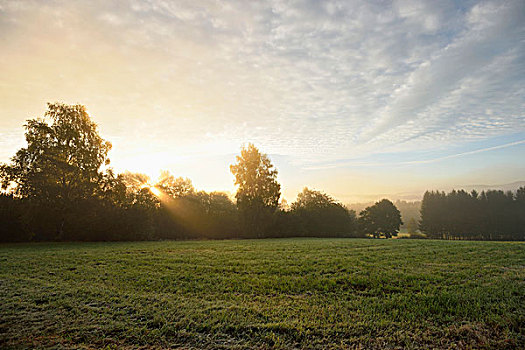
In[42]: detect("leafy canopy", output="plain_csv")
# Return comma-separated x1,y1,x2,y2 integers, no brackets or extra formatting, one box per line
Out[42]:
230,143,280,209
292,187,338,210
1,103,111,201
230,144,281,237
359,199,403,238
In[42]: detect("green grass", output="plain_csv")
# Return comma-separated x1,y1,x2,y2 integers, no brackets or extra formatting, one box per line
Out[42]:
1,239,524,349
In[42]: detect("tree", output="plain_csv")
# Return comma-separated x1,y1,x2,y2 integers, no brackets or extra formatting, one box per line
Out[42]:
406,218,419,235
419,188,525,241
292,188,336,211
516,187,525,241
156,171,194,198
290,187,358,237
0,194,30,242
0,103,111,240
419,191,448,239
358,199,402,238
394,200,421,229
230,144,281,237
185,191,240,239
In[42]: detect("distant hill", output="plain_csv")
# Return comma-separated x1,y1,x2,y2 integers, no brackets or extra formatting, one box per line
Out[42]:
344,181,525,205
457,181,525,193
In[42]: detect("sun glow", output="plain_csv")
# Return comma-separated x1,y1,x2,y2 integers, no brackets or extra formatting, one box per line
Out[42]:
138,183,162,198
149,186,162,197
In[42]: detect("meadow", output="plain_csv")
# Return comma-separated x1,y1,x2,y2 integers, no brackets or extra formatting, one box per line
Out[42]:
1,239,523,349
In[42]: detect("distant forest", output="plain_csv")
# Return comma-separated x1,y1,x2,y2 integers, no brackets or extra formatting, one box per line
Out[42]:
1,103,524,242
420,189,525,241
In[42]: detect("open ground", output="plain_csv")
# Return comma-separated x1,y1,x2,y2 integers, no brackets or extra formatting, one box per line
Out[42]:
1,238,524,349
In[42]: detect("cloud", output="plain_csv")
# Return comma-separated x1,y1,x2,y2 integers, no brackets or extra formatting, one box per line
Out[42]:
359,0,525,148
400,139,525,165
0,0,523,167
303,139,525,170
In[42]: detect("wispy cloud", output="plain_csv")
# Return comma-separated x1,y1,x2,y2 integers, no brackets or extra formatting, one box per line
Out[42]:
1,0,524,161
0,0,523,198
400,140,525,165
303,139,525,170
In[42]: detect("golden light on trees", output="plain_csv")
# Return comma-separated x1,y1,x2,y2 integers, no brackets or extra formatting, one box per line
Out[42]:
149,186,162,197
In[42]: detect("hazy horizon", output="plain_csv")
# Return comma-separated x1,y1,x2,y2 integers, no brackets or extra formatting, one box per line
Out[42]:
1,0,524,203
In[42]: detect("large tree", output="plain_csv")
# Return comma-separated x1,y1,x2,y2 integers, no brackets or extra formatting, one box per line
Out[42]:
156,170,194,198
290,187,357,237
230,144,280,237
0,103,112,239
358,199,402,238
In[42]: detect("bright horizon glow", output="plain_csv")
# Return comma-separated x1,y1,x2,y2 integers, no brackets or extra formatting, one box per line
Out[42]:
138,182,162,198
149,186,162,198
0,0,524,203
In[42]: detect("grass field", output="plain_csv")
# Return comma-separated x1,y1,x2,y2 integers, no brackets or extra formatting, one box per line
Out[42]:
1,239,524,349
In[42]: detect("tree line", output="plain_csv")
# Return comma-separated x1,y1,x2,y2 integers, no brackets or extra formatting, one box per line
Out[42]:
1,103,385,242
419,189,525,241
347,200,421,232
2,103,521,242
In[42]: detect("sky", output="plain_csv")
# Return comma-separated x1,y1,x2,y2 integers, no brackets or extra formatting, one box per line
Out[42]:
0,0,524,203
